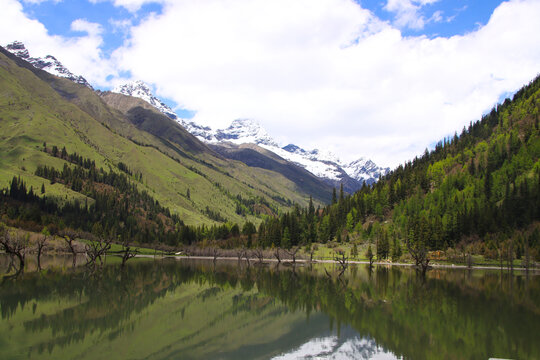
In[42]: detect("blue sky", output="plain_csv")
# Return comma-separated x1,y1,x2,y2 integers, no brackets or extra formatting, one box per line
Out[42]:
20,0,505,56
17,0,507,120
360,0,504,38
2,0,540,167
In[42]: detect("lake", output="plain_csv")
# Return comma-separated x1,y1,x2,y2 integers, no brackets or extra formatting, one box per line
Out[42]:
0,256,539,359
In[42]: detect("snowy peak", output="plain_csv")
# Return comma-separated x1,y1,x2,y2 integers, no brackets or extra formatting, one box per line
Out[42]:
112,80,177,120
342,158,390,183
283,145,340,164
101,73,388,188
6,41,29,59
215,119,278,147
182,117,389,187
179,119,215,142
5,41,93,89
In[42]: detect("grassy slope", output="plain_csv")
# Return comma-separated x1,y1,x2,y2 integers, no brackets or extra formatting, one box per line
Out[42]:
0,49,322,226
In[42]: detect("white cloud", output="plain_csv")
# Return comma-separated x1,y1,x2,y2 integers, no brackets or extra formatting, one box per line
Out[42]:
71,18,103,37
111,0,540,167
109,18,133,35
0,0,115,87
384,0,441,30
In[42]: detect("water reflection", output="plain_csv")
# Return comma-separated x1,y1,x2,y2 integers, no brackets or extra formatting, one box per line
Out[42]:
0,257,538,359
272,327,399,360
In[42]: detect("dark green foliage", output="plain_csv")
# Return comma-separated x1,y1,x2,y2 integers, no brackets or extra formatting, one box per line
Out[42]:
0,145,255,247
261,75,540,259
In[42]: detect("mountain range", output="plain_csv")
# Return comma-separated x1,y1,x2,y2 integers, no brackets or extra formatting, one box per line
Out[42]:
4,41,388,193
110,80,389,192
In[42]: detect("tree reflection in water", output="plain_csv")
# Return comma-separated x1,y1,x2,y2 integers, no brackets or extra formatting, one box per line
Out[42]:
0,257,538,359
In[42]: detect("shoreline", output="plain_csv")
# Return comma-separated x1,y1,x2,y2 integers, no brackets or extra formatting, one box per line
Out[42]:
137,254,540,272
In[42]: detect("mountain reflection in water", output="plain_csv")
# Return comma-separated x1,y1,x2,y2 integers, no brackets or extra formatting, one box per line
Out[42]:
0,256,538,359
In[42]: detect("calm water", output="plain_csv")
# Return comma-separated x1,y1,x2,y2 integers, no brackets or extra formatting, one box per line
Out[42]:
0,256,539,360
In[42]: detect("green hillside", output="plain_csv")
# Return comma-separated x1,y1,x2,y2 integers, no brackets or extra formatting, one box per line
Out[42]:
259,75,540,263
0,46,329,232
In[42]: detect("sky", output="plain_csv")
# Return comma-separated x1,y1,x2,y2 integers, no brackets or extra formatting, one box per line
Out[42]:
1,0,540,168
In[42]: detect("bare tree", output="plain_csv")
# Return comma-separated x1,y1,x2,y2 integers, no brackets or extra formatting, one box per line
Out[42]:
236,248,245,263
85,237,112,269
244,249,251,267
406,238,430,275
285,246,300,265
35,235,48,271
273,248,282,263
0,228,29,274
324,266,332,278
60,230,80,268
334,250,348,276
253,248,264,264
120,237,138,268
212,248,220,263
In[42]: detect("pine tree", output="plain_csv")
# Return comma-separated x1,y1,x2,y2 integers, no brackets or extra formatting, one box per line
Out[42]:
308,196,315,218
281,227,291,249
351,242,358,259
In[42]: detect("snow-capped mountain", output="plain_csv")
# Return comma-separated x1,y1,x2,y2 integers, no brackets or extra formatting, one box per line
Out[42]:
112,81,177,120
180,118,389,187
264,141,344,181
179,118,278,147
342,158,389,184
215,119,279,147
5,41,93,89
112,79,389,189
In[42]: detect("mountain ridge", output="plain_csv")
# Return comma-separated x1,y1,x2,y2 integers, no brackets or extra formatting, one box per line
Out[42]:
181,118,390,191
109,79,388,190
2,40,387,194
5,41,93,90
112,81,178,120
108,84,386,191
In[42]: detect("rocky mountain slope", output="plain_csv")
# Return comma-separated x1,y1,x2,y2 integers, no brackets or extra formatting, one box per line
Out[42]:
112,81,177,120
5,41,93,89
180,118,390,192
112,79,389,192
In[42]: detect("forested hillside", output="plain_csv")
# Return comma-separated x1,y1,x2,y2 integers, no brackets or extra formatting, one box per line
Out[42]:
0,45,330,235
261,75,540,262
